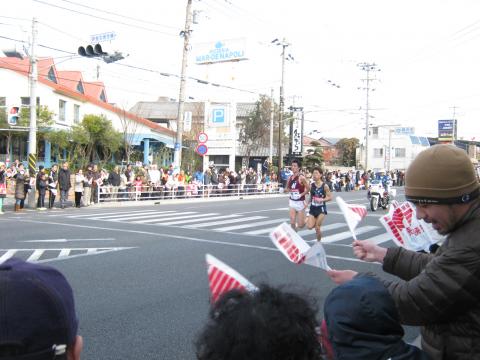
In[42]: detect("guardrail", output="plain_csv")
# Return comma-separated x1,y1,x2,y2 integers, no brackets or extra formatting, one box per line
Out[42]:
96,183,282,203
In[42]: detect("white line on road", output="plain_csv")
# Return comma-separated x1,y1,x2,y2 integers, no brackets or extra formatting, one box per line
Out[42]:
15,219,376,266
27,249,45,262
65,209,160,218
90,211,177,220
59,249,71,257
186,216,266,228
22,238,116,243
368,232,392,245
311,225,380,244
159,214,238,226
297,223,346,237
132,212,218,225
215,218,288,232
105,211,196,222
0,250,17,263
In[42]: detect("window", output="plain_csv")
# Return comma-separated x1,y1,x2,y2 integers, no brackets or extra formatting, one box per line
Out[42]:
20,97,40,107
73,104,80,124
47,67,57,83
373,148,384,158
395,148,406,158
372,127,379,138
59,100,66,122
76,81,84,94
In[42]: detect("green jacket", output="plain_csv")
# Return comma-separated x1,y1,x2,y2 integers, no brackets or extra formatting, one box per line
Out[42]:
382,199,480,359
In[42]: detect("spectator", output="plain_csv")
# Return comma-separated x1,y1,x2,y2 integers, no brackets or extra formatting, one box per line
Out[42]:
36,172,48,210
328,144,480,359
83,164,93,207
58,162,71,209
91,164,101,204
324,275,428,360
0,162,6,214
0,258,82,359
48,164,58,209
13,163,26,212
195,284,322,360
74,169,85,208
108,166,121,201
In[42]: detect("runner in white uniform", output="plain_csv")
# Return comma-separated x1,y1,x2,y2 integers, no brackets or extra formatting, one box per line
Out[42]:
285,159,310,231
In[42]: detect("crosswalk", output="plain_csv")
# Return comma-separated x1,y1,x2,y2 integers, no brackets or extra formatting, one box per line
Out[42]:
0,247,135,264
59,209,394,246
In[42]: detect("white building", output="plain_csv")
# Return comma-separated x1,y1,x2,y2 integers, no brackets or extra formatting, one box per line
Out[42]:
357,126,430,171
0,57,175,167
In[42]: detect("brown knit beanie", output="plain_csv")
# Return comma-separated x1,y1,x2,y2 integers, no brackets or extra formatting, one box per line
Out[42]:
405,144,479,204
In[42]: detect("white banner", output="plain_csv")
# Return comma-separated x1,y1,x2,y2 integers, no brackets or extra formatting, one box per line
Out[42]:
291,110,302,155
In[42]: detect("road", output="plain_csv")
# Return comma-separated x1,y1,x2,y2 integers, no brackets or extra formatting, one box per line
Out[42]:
0,189,419,359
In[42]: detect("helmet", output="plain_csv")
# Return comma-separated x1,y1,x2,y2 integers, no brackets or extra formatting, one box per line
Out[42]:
405,144,479,204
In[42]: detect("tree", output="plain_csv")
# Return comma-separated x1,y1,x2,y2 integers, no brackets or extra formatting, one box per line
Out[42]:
336,138,359,167
81,114,122,162
239,95,289,159
118,107,139,165
303,140,324,169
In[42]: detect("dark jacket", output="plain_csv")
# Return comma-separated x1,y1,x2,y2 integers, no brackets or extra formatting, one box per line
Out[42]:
37,179,47,194
14,172,26,200
324,275,429,360
84,170,93,188
58,168,71,190
108,172,121,187
381,199,480,359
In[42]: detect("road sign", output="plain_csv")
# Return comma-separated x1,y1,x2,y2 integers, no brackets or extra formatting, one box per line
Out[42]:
174,142,181,151
195,144,208,156
90,32,116,44
197,132,208,143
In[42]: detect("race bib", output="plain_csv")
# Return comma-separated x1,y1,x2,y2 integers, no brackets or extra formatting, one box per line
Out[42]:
290,190,301,200
312,195,323,206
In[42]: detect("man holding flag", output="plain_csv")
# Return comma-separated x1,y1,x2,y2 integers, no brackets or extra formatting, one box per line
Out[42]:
327,144,480,360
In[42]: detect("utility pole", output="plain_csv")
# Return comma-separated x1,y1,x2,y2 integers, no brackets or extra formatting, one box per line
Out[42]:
358,62,379,172
173,0,193,171
450,105,458,144
27,18,38,208
269,88,274,165
272,38,290,177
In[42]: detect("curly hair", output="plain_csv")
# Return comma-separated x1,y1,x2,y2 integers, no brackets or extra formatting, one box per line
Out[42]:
195,284,322,360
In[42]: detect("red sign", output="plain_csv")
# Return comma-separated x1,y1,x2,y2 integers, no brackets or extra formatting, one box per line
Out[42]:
197,132,208,143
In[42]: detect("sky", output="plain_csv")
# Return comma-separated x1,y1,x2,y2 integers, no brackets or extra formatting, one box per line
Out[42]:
1,0,480,140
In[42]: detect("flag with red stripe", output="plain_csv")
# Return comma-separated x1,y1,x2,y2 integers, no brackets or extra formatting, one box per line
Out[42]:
336,196,367,240
269,223,331,270
206,254,257,303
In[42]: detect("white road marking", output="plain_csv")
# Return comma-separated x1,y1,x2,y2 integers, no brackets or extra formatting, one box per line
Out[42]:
22,238,116,243
106,211,196,222
15,219,376,265
90,211,177,220
0,250,17,263
186,216,266,228
215,219,288,232
297,223,346,237
313,225,380,243
27,249,45,262
132,212,210,224
65,209,159,218
367,232,392,245
59,249,71,257
159,214,239,226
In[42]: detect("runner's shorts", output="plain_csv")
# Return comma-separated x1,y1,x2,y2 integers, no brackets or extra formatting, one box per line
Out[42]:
289,199,305,212
309,205,327,217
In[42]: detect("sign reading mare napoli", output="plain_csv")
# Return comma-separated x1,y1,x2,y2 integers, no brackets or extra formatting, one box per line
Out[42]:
195,39,247,65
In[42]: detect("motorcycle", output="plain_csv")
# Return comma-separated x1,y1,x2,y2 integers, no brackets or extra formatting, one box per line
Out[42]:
367,180,392,211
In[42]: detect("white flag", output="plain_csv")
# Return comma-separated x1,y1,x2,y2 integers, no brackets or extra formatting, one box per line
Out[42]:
269,223,331,271
336,196,367,240
205,254,257,303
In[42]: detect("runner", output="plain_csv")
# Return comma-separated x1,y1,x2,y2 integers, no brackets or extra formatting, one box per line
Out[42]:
285,159,310,231
305,167,333,241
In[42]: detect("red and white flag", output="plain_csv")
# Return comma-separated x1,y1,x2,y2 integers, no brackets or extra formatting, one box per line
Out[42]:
379,201,436,251
336,196,367,240
269,223,331,270
205,254,257,303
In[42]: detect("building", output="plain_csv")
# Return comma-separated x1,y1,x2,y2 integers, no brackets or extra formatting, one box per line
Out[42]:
356,126,430,171
0,57,175,167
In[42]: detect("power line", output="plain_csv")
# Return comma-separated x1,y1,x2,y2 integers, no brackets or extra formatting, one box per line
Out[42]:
37,21,84,42
0,15,30,21
32,0,178,37
56,0,179,31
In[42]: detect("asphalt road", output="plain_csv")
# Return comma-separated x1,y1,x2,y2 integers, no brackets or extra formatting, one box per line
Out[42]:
0,188,419,359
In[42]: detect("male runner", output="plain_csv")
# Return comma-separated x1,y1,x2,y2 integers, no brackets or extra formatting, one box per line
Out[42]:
305,167,332,241
285,159,310,231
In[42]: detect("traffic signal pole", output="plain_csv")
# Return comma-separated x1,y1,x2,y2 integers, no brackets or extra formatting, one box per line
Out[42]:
173,0,193,172
28,18,38,208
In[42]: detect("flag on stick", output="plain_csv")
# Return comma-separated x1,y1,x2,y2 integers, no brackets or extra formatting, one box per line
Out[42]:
205,254,257,303
336,196,367,240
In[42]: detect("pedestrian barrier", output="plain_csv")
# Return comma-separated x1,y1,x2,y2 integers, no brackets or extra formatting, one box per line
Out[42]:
96,183,283,203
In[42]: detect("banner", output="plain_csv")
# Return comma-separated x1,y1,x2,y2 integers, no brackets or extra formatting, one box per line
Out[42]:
269,223,331,270
336,196,367,240
206,254,257,303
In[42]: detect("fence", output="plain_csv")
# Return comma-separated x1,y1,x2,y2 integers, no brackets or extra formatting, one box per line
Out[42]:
96,182,282,203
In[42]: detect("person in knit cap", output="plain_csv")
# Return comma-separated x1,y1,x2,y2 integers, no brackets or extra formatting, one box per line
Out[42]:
326,144,480,360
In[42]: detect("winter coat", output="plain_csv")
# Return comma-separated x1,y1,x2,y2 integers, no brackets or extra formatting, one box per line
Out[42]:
108,172,121,187
14,172,26,200
58,168,71,190
324,275,429,360
0,169,6,199
381,198,480,359
37,179,47,195
74,174,85,193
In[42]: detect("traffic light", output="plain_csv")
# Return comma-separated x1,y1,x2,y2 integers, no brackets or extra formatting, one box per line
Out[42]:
8,106,19,125
78,44,124,63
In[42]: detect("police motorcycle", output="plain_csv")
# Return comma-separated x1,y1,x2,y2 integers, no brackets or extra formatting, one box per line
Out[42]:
367,179,393,211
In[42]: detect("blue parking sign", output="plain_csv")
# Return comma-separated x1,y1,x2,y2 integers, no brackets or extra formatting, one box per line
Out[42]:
212,108,225,123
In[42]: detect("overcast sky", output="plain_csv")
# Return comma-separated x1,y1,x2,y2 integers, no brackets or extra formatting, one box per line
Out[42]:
2,0,480,140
